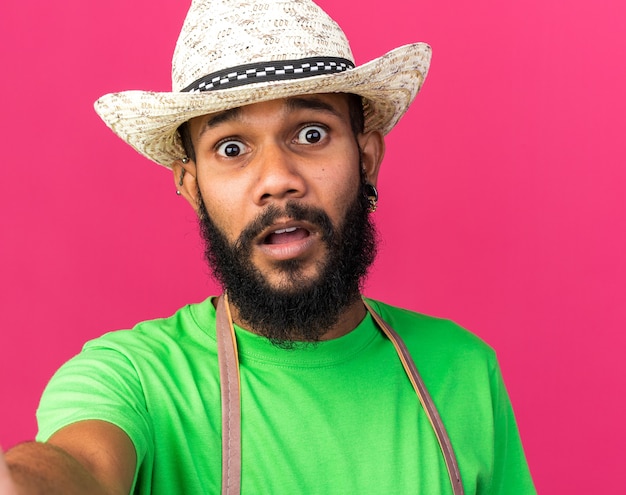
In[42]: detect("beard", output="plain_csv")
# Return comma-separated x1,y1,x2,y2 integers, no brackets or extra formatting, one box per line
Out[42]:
198,182,378,349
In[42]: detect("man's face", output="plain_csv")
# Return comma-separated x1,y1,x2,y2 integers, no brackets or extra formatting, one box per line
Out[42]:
178,94,384,342
187,94,379,290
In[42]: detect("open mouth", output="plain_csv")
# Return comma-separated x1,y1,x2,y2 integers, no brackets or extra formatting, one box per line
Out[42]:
263,226,311,245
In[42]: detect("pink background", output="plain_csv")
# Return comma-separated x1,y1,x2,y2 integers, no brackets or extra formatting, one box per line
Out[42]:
1,0,625,492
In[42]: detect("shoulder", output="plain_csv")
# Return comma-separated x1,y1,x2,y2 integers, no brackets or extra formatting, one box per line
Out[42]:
82,296,218,359
364,298,497,373
36,297,220,444
42,296,221,401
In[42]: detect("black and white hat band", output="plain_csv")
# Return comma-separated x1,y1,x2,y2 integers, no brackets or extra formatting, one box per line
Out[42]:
182,57,355,93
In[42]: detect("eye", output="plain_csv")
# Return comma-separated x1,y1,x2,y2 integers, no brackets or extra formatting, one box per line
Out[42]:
296,125,327,144
216,140,246,157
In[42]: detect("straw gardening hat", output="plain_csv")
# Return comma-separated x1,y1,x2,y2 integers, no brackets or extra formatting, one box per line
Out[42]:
94,0,432,168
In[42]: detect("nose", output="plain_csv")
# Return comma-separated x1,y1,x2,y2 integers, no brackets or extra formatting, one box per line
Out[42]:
251,143,307,205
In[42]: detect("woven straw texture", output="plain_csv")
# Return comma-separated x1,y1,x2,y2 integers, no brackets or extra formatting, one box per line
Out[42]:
95,0,432,168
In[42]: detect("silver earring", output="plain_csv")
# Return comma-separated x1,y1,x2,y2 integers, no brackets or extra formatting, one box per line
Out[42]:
176,190,182,196
178,169,185,187
181,156,189,164
365,183,378,213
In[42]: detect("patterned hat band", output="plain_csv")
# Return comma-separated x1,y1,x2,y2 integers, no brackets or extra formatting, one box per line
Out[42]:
181,57,355,93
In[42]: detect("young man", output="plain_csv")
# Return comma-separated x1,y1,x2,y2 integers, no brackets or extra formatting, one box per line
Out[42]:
3,0,535,494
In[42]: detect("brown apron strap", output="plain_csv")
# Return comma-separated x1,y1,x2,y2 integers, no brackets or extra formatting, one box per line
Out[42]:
216,294,464,495
362,298,465,495
216,294,241,495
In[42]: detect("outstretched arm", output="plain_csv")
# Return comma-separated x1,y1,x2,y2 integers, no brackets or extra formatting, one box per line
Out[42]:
2,420,135,495
0,449,18,495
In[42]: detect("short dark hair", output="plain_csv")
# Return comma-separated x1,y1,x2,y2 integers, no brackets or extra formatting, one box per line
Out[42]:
178,93,365,162
179,120,196,163
347,93,365,135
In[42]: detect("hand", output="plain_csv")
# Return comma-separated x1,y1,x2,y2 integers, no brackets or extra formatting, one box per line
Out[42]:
0,449,18,495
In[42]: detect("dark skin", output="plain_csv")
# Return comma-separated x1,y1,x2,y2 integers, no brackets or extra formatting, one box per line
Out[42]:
3,420,135,494
1,93,385,494
173,93,384,340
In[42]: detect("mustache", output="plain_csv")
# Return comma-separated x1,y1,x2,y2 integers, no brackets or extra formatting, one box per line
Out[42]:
235,202,334,251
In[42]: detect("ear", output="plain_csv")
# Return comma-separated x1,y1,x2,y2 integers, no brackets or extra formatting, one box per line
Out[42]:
172,158,200,213
357,130,385,186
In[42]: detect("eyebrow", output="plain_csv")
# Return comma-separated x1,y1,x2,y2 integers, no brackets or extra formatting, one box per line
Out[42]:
285,96,343,119
204,107,242,130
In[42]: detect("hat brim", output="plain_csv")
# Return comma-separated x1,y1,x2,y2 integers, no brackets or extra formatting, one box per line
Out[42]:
94,43,431,168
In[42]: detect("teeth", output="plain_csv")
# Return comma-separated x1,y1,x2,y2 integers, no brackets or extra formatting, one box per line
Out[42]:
273,227,298,234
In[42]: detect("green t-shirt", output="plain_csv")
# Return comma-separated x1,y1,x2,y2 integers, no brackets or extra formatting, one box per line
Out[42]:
37,297,535,494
